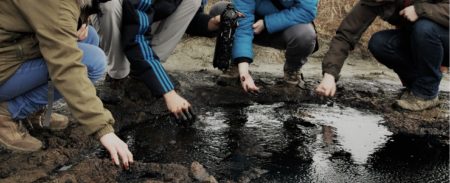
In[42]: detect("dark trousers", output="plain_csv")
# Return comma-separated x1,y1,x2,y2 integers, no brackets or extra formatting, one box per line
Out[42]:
253,24,317,72
368,19,449,99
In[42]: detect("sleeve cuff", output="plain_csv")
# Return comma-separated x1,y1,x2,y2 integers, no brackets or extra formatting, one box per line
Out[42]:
234,57,253,64
322,71,340,82
413,3,426,17
94,124,115,140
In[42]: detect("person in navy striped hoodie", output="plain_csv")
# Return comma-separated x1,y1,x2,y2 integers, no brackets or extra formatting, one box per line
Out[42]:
95,0,200,120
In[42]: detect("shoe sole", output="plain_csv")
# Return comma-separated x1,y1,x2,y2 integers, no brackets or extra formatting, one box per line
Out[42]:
395,100,441,111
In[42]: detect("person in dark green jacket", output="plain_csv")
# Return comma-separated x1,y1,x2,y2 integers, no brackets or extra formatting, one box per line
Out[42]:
316,0,449,111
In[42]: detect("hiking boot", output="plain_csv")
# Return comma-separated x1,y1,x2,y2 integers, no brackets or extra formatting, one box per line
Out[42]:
395,92,440,111
284,70,306,89
0,103,42,152
27,110,69,131
399,89,412,100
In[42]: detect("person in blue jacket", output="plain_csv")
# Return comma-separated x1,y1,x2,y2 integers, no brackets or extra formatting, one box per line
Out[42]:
210,0,319,92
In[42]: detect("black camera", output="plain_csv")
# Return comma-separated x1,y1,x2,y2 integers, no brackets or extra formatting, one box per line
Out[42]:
212,4,239,71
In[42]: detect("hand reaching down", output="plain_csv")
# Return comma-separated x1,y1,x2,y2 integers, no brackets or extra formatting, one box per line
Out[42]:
315,73,337,97
163,91,195,121
100,133,134,169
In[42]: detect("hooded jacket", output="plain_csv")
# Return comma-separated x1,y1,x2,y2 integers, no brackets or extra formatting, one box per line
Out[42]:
0,0,114,139
322,0,449,79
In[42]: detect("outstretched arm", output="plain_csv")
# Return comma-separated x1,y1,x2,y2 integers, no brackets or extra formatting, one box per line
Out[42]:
316,2,377,97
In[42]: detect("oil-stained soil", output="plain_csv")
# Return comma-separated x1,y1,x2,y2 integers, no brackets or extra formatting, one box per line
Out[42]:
0,37,448,182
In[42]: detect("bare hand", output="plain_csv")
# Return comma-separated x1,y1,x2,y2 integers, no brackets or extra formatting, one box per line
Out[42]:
77,24,89,41
100,133,134,169
252,19,265,34
315,73,336,97
400,6,418,22
163,91,194,120
208,15,221,31
238,62,259,93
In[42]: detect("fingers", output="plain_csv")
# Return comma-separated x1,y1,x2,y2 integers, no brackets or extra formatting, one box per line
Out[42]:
242,82,259,94
188,107,196,117
109,147,120,166
171,101,195,123
77,24,88,41
315,86,325,96
180,111,188,121
249,85,260,94
100,133,134,170
399,9,405,15
173,111,180,119
214,15,221,23
331,87,336,97
117,146,129,169
315,85,336,97
243,84,249,93
127,148,134,164
183,108,193,120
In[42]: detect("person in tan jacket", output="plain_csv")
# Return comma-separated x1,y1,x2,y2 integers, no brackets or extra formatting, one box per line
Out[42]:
315,0,449,111
0,0,133,169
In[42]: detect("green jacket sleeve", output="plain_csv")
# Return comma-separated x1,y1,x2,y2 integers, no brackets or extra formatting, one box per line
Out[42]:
414,0,449,27
13,0,114,139
322,2,378,79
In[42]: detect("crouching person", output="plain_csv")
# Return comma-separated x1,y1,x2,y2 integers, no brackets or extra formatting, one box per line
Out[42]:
93,0,199,120
316,0,449,111
209,0,319,92
0,0,133,168
368,12,449,110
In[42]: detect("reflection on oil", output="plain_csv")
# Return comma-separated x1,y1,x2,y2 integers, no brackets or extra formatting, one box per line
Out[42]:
122,103,448,182
300,104,393,164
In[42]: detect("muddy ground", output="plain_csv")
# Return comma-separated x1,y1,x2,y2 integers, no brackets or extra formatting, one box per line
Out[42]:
0,37,448,183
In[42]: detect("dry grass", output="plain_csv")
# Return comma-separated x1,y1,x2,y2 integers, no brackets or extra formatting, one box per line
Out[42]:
316,0,392,46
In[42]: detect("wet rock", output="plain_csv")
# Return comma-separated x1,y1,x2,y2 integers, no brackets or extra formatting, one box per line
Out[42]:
238,167,269,183
190,161,218,183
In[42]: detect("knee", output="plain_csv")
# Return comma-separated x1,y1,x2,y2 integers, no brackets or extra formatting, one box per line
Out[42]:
101,0,123,15
411,19,439,40
79,44,107,82
368,32,386,57
192,0,202,10
209,1,230,17
182,0,201,14
287,24,316,50
84,26,100,46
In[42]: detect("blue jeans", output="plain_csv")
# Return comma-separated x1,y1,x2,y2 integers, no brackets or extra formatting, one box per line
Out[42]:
0,26,106,119
369,19,449,99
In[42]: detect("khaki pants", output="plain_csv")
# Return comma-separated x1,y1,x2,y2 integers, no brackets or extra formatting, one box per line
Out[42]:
93,0,201,79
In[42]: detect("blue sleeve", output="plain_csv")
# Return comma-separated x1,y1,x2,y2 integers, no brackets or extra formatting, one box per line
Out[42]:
264,0,318,33
231,0,255,63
